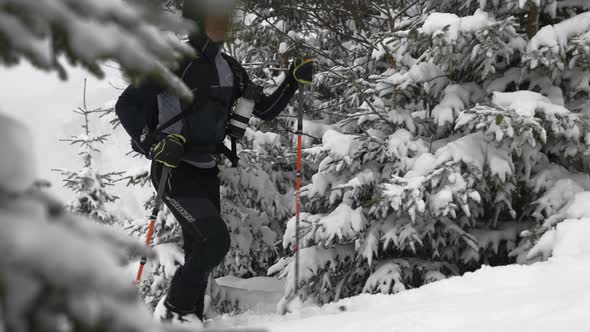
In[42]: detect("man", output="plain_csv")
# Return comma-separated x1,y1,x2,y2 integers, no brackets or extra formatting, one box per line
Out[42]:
115,0,313,326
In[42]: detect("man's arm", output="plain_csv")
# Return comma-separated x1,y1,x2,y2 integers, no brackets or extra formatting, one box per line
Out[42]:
252,75,299,121
253,58,314,121
115,83,162,155
225,55,313,122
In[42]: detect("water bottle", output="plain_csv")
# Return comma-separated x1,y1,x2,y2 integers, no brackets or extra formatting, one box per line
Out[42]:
228,84,260,139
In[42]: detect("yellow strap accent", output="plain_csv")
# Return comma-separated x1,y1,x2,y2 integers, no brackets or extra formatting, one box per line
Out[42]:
157,160,179,168
168,134,187,144
293,58,314,85
153,140,166,160
153,135,184,168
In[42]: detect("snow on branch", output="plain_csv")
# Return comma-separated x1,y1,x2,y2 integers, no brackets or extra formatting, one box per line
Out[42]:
0,0,196,99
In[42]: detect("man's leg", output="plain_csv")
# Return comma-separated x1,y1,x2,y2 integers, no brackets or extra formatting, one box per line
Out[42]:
152,163,230,316
164,225,209,318
176,215,210,320
164,196,230,315
193,166,221,320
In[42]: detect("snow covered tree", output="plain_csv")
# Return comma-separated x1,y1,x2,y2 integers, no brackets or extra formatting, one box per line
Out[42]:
56,80,123,225
0,113,171,332
0,0,195,100
252,0,590,309
0,0,199,331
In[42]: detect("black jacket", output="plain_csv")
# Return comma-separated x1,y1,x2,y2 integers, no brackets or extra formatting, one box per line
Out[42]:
116,35,297,166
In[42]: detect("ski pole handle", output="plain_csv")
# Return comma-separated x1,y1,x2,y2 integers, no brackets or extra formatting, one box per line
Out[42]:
136,166,171,285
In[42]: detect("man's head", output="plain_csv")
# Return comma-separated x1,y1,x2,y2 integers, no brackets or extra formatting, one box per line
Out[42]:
183,0,237,43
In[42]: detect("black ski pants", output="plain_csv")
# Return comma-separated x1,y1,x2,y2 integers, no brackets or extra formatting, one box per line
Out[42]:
151,162,230,318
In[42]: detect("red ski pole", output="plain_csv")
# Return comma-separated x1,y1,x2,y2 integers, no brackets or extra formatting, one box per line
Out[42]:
136,166,170,285
294,93,303,298
294,57,313,300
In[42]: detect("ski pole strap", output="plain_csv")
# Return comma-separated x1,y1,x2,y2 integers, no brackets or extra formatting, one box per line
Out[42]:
297,108,304,133
155,167,171,204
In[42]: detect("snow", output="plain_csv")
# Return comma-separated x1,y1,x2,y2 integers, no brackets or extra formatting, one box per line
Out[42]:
210,238,590,332
433,133,486,171
421,10,495,41
217,276,285,292
561,192,590,220
551,219,590,258
283,202,367,249
303,120,333,138
271,245,356,311
492,91,569,117
378,62,445,92
245,128,281,152
363,261,406,294
321,130,359,159
558,0,590,10
384,132,514,222
304,173,331,197
0,0,195,99
405,153,437,178
533,178,585,219
430,189,454,215
3,3,590,331
531,163,590,194
153,243,184,279
0,113,36,193
0,190,162,331
386,129,429,173
528,217,590,261
278,42,289,54
471,222,525,256
0,13,52,66
213,276,286,313
528,12,590,54
487,143,513,182
432,84,480,127
566,70,590,95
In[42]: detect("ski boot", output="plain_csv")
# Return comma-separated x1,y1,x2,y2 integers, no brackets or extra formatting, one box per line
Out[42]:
155,296,203,329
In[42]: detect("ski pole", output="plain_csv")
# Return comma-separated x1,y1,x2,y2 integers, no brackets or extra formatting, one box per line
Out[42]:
136,166,171,285
294,84,306,298
294,57,314,299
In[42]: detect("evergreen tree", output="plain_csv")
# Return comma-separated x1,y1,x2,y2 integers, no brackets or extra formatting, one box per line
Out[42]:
56,80,123,225
245,0,590,309
0,0,194,330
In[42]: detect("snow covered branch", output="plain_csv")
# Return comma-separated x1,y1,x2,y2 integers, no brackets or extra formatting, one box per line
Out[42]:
0,0,196,100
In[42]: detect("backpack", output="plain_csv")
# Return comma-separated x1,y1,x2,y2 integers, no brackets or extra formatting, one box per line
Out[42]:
117,54,250,167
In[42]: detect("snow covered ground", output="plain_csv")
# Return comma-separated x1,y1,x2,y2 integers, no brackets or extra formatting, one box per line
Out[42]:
211,219,590,332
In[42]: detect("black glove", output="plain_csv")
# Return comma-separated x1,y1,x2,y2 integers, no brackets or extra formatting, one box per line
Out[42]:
290,58,314,86
151,134,186,168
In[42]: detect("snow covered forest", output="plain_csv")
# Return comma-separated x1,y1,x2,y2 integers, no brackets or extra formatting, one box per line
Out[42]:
1,0,590,331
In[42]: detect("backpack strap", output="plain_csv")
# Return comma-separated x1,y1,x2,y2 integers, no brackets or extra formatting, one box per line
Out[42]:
217,139,239,168
221,53,249,168
222,53,249,95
